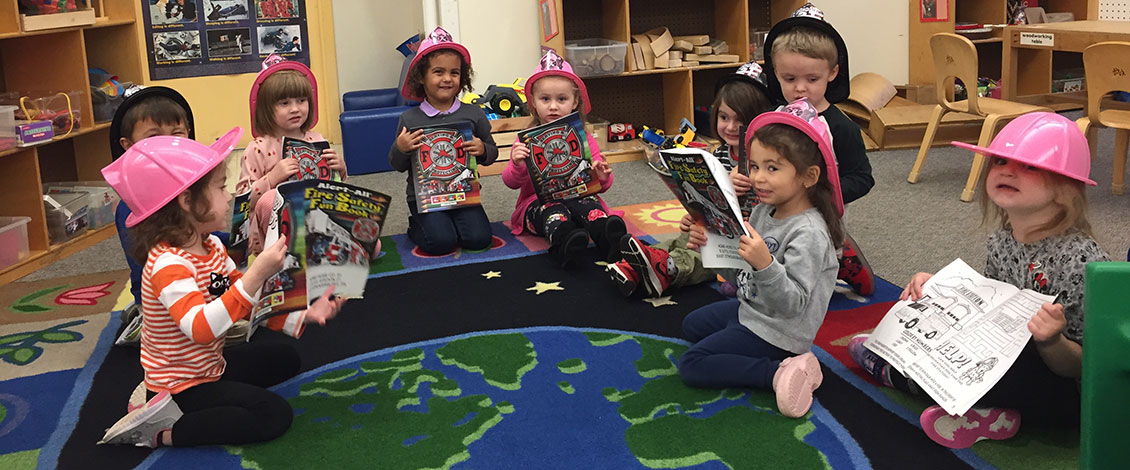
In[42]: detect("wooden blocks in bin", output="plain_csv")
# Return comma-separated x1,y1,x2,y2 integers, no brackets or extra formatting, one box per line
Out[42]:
627,30,735,72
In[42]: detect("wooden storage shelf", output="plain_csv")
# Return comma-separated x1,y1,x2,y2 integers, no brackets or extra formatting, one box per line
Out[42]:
0,122,110,160
542,0,801,161
910,0,1095,87
0,0,140,287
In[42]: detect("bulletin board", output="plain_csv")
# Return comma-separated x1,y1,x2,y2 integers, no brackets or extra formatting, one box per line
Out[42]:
142,0,311,80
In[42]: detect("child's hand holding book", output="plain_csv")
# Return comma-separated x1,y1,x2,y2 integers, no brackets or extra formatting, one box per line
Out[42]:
593,160,612,183
461,137,485,157
396,127,424,153
269,158,299,186
321,147,347,176
305,285,345,326
510,141,529,166
738,222,771,270
246,234,289,296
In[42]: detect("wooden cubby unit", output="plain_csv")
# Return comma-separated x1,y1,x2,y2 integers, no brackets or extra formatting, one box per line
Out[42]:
540,0,804,160
910,0,1096,92
0,0,143,286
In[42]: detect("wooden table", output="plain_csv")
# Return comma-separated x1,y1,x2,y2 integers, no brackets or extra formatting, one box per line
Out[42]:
1002,21,1130,103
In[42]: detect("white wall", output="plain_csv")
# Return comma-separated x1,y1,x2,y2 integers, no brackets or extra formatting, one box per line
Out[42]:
821,2,909,85
455,0,542,92
331,0,424,97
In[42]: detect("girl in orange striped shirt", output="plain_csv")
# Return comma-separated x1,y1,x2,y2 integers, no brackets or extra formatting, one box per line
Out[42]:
98,127,347,448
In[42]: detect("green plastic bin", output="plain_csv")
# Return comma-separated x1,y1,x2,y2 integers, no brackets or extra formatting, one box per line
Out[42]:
1081,261,1130,469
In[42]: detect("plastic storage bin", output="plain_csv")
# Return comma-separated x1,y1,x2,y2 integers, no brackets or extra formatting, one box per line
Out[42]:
0,216,30,270
44,193,89,245
0,104,15,137
44,181,119,229
0,104,15,151
565,39,628,77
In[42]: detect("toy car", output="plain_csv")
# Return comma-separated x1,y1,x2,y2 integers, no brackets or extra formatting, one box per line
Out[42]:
639,126,669,148
461,79,528,118
672,118,696,146
608,123,636,142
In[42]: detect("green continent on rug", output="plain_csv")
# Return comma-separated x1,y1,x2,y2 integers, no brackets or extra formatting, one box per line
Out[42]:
144,329,861,469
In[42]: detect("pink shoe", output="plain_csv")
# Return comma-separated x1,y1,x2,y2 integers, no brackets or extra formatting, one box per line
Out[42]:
920,405,1021,449
127,382,147,413
772,352,823,418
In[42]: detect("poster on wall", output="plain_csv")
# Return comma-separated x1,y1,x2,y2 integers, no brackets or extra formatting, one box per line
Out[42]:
143,0,311,80
919,0,950,22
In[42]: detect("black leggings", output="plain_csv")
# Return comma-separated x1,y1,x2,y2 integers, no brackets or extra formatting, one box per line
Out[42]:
150,341,301,446
524,196,607,241
891,341,1080,426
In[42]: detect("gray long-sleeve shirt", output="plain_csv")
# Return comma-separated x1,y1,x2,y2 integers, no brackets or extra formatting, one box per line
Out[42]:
721,204,839,354
388,104,498,213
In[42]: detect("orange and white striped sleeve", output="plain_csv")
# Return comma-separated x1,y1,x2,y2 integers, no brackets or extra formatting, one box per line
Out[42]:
149,251,258,345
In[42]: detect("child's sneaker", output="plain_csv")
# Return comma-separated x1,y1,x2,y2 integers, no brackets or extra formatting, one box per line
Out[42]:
838,233,875,296
919,405,1020,449
719,281,739,297
600,215,627,263
100,391,182,448
606,260,640,297
114,304,142,346
552,228,589,268
127,382,147,413
621,235,673,297
772,352,823,418
847,334,888,380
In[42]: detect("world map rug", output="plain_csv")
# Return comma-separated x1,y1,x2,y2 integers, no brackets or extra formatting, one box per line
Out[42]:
1,200,1081,469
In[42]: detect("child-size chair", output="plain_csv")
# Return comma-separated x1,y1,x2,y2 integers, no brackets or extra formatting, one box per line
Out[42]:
338,88,420,174
1081,260,1130,469
1075,41,1130,195
907,33,1051,202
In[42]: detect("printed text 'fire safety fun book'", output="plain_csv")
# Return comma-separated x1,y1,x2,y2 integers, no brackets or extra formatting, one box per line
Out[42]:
656,147,749,270
518,112,601,204
411,121,481,213
252,179,391,336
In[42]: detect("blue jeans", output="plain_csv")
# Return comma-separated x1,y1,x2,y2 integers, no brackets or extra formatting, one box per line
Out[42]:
407,205,492,255
678,299,795,389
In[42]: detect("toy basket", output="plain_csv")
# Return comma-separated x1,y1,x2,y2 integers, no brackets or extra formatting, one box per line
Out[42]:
14,90,83,138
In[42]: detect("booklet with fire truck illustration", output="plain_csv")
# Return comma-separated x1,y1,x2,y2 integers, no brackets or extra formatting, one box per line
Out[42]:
864,258,1055,416
410,121,481,213
517,112,601,204
655,147,749,270
283,137,340,182
250,179,391,336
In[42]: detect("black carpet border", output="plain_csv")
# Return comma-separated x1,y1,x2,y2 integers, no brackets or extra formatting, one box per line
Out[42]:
58,251,970,470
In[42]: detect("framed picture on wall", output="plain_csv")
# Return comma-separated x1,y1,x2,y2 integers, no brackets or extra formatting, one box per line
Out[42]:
920,0,949,22
540,0,559,42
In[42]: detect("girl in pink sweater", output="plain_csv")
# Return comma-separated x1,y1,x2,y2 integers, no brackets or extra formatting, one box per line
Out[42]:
237,54,346,253
503,50,623,267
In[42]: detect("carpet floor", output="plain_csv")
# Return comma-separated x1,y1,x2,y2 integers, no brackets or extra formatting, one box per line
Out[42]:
0,202,1080,469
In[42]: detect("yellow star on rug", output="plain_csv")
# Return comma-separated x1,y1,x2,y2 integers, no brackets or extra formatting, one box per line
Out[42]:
482,271,502,279
527,281,563,295
643,296,677,307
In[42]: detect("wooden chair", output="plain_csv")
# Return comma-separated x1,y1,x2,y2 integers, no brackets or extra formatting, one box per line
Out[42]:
1076,41,1130,195
907,33,1051,202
